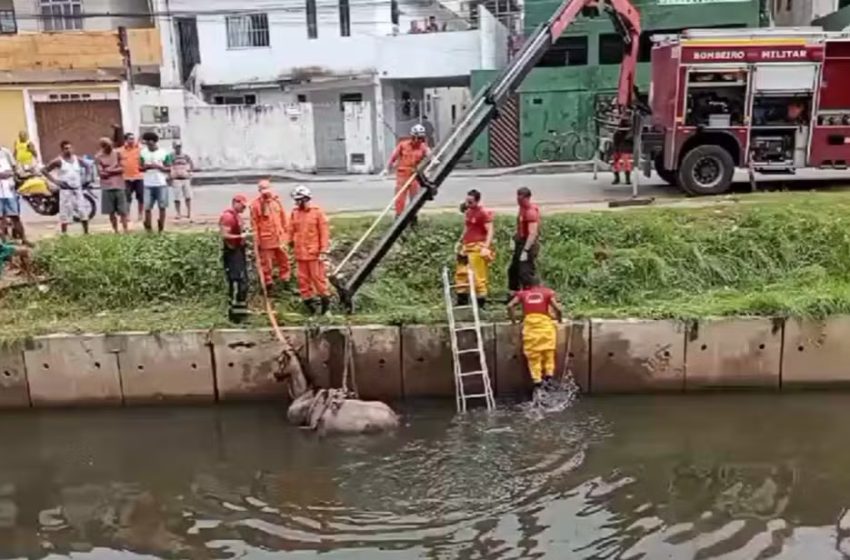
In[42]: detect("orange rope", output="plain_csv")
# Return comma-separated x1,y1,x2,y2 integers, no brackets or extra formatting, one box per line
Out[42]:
251,233,287,344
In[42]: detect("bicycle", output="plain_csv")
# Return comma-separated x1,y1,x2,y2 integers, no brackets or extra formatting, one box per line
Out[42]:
533,128,597,162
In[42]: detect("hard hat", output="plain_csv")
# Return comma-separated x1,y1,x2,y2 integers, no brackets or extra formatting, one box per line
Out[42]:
411,123,426,137
233,194,248,204
291,184,311,201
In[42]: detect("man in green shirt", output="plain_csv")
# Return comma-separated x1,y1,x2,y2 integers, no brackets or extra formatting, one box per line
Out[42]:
140,131,173,233
0,242,30,279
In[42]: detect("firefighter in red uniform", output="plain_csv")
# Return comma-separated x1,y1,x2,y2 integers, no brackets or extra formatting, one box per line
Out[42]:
507,276,564,397
219,194,250,323
508,187,540,294
611,130,633,185
384,124,431,218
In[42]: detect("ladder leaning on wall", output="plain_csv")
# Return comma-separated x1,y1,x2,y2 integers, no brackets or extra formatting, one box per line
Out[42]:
441,267,496,413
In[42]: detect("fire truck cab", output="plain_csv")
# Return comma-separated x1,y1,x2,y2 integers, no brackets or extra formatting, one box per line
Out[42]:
646,28,850,195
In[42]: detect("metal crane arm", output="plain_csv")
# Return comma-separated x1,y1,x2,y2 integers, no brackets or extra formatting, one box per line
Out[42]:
332,0,641,310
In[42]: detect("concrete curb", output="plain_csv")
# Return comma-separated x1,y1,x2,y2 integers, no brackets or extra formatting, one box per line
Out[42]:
4,315,842,409
191,161,597,186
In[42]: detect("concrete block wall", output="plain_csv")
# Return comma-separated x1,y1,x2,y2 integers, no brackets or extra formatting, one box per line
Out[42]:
3,316,850,408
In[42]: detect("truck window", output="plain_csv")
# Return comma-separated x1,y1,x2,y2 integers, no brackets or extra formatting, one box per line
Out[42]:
599,33,624,65
538,36,588,67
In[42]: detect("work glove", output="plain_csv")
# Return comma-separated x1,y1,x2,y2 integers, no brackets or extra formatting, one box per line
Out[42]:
480,246,492,260
520,250,529,263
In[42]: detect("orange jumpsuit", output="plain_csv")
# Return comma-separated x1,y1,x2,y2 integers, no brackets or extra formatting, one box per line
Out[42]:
388,137,429,216
249,193,290,286
290,203,330,299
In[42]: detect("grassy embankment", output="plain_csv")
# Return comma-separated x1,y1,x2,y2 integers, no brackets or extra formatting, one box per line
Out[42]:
3,191,850,342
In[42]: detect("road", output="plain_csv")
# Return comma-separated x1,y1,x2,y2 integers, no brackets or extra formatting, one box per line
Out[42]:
20,168,850,235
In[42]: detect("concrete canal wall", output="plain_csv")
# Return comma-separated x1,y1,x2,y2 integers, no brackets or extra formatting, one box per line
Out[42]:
1,316,849,408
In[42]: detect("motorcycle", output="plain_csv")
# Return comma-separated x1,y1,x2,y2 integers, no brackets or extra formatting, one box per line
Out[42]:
15,159,98,223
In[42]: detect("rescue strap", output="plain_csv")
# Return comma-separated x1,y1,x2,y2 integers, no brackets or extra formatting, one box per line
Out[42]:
559,319,574,384
251,233,296,352
333,172,418,277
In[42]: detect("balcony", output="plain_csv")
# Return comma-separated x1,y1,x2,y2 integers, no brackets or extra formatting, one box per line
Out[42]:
193,8,507,87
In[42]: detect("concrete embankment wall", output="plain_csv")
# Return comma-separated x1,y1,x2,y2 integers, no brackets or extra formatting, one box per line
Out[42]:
0,317,848,408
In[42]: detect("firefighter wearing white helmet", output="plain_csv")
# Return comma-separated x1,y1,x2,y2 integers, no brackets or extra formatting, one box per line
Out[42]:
291,184,311,201
383,121,432,218
289,183,332,315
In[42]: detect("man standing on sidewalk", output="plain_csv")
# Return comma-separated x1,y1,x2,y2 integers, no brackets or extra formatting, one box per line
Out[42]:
43,140,90,235
0,144,26,244
508,187,540,294
119,133,144,221
290,185,331,315
171,141,195,221
95,138,129,233
140,132,172,233
249,180,290,293
220,194,250,323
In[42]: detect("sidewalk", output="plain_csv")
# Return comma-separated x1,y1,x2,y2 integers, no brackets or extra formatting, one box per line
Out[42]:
192,161,597,186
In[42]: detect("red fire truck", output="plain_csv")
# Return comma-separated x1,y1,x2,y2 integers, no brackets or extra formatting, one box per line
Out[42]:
645,28,850,195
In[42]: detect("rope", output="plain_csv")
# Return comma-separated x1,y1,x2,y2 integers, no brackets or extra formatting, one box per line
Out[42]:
341,322,359,398
333,172,418,277
559,319,574,384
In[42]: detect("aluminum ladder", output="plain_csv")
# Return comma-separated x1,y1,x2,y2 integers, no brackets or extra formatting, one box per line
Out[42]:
441,267,496,413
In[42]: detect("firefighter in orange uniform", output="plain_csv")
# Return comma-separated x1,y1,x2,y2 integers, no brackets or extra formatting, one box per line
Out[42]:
383,124,431,218
289,185,331,315
249,180,290,293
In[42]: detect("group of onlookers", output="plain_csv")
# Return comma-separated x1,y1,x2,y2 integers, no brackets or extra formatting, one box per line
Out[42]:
0,130,196,240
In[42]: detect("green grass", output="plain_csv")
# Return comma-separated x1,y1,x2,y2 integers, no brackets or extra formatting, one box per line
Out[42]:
5,191,850,342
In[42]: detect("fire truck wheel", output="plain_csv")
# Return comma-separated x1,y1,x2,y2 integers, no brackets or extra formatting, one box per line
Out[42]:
653,154,678,186
678,145,735,196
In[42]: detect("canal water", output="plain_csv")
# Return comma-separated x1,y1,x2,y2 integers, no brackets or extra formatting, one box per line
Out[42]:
1,393,850,559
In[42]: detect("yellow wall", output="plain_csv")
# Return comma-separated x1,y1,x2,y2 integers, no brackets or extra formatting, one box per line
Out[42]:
0,89,26,150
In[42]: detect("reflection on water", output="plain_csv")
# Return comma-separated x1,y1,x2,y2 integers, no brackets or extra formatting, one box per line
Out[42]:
4,394,850,558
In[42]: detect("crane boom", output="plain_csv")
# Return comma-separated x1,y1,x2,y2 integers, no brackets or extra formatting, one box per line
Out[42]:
332,0,641,310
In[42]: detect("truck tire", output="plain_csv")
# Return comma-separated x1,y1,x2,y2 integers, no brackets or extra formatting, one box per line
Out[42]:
678,145,735,196
654,154,678,186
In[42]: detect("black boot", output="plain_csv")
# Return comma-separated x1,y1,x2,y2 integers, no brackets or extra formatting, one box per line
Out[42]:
625,171,632,184
320,296,331,316
476,297,487,310
456,292,470,306
612,172,621,185
303,298,318,315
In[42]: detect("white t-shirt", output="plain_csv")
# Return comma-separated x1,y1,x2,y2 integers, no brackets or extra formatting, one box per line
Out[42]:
140,147,172,187
0,148,15,199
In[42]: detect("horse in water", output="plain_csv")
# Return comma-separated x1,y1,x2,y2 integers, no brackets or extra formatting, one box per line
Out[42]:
273,342,400,435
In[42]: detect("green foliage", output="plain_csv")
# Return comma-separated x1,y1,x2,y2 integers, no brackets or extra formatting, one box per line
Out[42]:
6,192,850,340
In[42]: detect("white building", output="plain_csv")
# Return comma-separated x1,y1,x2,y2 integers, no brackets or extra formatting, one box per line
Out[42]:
772,0,840,27
152,0,509,171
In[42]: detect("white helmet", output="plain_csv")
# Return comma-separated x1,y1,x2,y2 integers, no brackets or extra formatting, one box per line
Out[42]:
411,124,426,138
291,184,311,201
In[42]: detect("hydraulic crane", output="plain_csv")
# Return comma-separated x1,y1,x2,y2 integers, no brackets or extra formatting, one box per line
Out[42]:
331,0,641,311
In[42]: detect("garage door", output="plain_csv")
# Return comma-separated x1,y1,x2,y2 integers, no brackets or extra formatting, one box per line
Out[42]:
35,100,122,161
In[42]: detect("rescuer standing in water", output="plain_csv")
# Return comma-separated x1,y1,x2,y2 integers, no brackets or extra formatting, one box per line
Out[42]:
384,124,431,219
508,187,540,294
507,276,564,396
219,194,250,323
290,185,331,315
454,189,494,308
250,180,291,293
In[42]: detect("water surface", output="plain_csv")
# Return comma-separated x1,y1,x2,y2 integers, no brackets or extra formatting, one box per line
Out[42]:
1,394,850,559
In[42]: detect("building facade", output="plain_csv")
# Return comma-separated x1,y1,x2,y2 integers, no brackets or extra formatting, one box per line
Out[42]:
151,0,509,171
771,0,841,27
0,0,159,161
470,0,763,167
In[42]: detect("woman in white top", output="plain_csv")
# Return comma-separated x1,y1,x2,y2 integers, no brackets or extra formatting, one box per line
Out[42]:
43,140,91,235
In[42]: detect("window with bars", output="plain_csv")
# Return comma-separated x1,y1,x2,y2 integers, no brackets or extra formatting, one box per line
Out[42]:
0,10,16,33
40,0,82,31
226,14,270,49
